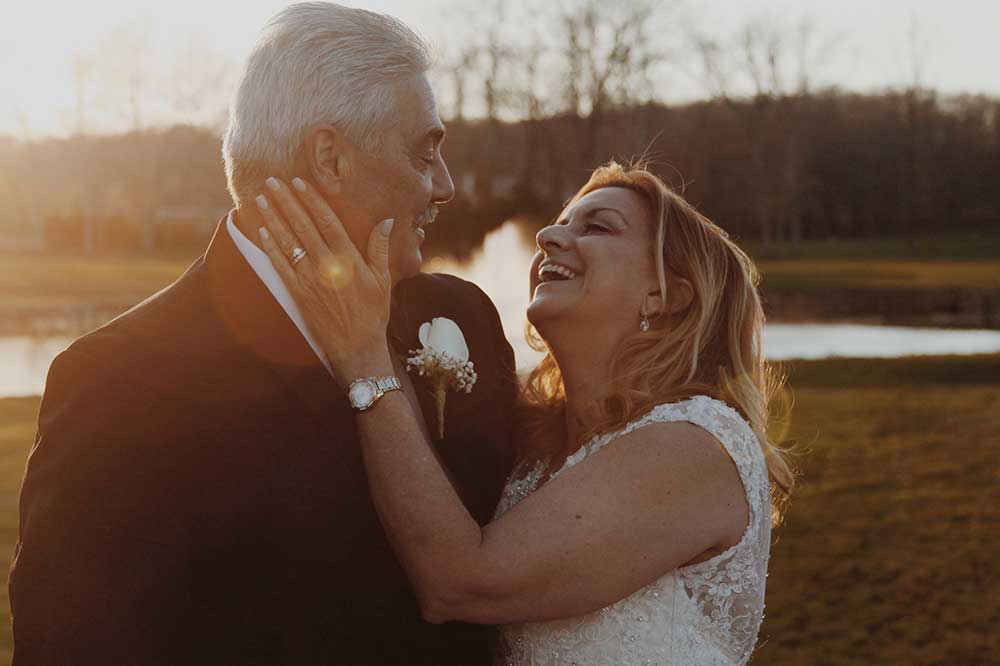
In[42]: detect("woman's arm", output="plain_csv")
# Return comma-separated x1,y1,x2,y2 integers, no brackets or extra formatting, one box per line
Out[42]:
254,177,750,625
355,392,748,626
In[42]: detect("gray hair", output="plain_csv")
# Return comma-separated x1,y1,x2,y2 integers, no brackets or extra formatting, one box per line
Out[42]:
222,2,432,206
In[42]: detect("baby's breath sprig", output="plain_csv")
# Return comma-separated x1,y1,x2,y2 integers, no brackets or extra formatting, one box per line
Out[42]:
405,317,478,439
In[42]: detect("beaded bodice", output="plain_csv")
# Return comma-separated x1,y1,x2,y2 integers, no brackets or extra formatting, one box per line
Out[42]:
494,395,772,665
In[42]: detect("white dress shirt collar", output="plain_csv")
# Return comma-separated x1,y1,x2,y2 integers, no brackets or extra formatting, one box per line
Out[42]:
226,211,332,374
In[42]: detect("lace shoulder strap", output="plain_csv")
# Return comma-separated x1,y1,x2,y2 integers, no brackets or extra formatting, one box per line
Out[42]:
553,396,762,502
654,395,760,488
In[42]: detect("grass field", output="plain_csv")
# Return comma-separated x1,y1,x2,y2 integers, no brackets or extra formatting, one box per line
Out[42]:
758,258,1000,293
754,354,999,665
0,254,193,309
2,245,998,312
0,396,37,665
742,228,1000,262
0,354,997,664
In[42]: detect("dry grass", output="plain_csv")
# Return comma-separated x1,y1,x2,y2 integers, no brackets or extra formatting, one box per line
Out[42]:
755,354,999,665
1,252,998,312
0,254,191,309
758,259,1000,292
743,229,1000,262
0,355,997,664
0,397,37,664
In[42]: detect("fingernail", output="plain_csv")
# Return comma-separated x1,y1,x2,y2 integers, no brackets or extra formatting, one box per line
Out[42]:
255,194,268,210
381,218,395,236
259,227,270,241
266,177,280,191
292,177,306,192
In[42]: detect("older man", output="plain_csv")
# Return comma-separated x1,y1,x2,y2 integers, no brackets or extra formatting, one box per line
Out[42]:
9,4,517,664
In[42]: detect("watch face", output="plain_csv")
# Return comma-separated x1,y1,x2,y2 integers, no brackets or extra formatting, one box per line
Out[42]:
349,381,376,409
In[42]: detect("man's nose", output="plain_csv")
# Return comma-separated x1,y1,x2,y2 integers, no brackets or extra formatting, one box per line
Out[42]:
431,155,456,204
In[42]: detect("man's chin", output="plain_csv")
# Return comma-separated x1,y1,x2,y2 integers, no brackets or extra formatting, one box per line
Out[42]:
390,251,424,284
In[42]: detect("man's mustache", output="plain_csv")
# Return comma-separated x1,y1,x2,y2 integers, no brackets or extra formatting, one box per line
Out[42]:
413,205,438,228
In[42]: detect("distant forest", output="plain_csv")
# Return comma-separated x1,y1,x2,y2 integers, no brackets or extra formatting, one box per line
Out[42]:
1,89,997,257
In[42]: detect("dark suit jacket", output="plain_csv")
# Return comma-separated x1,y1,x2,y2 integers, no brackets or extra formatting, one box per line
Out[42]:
8,218,518,665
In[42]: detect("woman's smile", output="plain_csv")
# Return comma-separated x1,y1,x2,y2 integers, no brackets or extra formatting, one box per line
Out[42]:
527,186,658,342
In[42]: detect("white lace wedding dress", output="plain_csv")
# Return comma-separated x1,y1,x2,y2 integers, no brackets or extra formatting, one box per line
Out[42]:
494,395,772,666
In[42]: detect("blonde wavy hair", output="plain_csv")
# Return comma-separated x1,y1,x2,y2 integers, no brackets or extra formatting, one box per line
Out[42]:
518,161,798,525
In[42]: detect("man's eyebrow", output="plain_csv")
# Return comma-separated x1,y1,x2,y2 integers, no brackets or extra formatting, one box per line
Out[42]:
587,207,629,227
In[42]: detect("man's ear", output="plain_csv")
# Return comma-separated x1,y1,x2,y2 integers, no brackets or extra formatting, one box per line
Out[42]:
304,123,352,196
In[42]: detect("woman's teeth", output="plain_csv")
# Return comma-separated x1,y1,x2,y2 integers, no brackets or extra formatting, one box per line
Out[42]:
538,264,578,281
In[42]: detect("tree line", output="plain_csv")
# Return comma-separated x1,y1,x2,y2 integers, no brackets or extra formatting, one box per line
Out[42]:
428,88,1000,255
0,86,995,257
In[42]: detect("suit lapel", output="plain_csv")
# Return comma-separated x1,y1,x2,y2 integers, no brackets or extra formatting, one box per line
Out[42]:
204,212,348,431
202,214,460,435
389,282,449,440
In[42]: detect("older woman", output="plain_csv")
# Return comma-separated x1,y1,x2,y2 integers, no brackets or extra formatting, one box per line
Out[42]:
255,161,795,665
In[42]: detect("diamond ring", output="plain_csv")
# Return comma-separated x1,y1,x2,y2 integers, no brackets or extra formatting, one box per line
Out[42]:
290,247,308,266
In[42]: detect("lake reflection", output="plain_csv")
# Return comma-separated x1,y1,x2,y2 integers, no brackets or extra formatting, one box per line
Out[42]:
1,336,75,397
7,322,1000,398
427,222,1000,371
4,222,1000,398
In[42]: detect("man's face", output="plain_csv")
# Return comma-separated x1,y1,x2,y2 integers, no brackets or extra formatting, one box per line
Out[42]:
340,74,455,282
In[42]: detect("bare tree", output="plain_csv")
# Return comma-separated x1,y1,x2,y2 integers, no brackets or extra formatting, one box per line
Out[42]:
692,14,837,244
162,35,236,131
431,0,520,202
70,54,94,137
507,30,552,198
557,0,669,167
90,18,155,133
898,14,934,91
441,45,480,122
895,16,937,234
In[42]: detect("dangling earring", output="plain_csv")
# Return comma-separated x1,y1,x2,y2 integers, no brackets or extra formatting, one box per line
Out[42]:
639,310,651,332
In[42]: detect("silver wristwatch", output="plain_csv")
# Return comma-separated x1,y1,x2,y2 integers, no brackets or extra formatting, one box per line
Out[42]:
347,376,402,411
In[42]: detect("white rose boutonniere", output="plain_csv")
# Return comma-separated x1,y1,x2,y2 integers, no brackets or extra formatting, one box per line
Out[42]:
406,317,477,439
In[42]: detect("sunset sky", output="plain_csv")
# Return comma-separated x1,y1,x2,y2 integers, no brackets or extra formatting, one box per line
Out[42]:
2,0,998,138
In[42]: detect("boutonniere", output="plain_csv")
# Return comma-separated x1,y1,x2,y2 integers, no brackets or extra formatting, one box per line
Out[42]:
406,317,477,439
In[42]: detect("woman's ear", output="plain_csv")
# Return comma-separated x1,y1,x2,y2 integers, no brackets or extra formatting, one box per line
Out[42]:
666,277,694,314
304,123,352,196
645,277,693,318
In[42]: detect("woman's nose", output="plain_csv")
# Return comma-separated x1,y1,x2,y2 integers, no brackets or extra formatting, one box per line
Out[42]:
536,224,570,252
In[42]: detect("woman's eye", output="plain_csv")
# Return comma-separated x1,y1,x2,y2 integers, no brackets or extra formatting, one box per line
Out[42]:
585,223,610,233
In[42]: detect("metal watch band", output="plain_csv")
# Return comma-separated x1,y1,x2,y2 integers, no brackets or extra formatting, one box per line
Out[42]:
373,376,402,392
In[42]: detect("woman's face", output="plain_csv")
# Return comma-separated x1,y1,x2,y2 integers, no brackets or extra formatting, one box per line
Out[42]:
527,186,660,339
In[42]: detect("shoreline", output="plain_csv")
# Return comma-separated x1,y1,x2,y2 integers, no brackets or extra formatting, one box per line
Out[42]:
5,352,1000,402
1,293,997,338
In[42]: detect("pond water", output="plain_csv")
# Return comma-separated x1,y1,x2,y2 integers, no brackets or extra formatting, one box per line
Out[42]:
2,336,76,398
426,223,1000,370
3,223,1000,398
